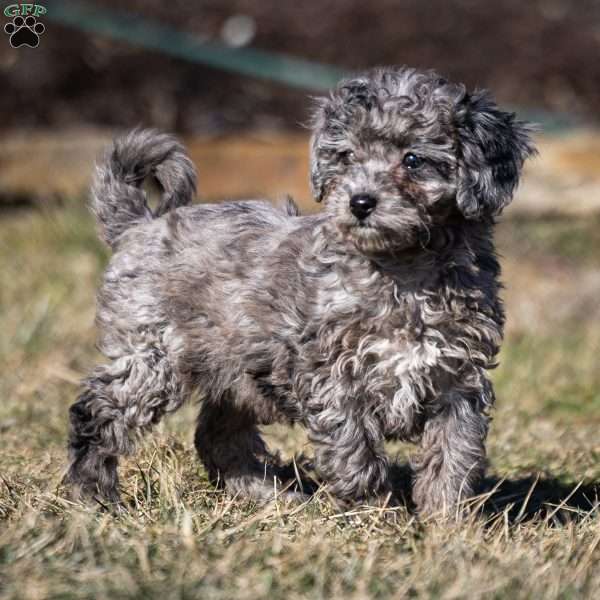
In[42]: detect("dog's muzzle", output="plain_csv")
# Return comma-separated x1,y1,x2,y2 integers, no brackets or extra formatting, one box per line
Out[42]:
349,193,377,220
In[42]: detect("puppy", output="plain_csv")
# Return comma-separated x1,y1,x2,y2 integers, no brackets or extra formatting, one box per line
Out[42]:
66,66,536,516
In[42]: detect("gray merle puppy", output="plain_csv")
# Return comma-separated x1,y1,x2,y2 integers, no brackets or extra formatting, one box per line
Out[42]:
67,66,536,517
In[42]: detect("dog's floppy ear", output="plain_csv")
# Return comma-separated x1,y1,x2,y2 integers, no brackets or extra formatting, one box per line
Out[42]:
309,98,335,203
456,91,537,219
309,117,326,203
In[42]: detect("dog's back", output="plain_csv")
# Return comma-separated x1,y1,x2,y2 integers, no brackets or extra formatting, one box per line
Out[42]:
90,129,307,360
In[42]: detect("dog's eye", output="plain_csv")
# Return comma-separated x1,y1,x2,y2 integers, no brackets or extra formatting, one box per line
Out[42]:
338,150,355,165
402,153,424,170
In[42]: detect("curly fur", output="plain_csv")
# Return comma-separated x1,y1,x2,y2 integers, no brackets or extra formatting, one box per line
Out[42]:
66,67,536,517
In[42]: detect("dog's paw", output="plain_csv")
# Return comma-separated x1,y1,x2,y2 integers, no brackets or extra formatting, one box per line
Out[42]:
413,498,469,523
274,488,312,505
329,489,401,511
66,478,122,511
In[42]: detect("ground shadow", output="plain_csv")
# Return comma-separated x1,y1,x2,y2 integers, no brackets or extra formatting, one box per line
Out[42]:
387,462,600,524
259,459,600,524
479,475,600,524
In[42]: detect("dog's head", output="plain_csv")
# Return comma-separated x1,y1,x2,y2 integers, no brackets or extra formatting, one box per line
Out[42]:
310,67,537,254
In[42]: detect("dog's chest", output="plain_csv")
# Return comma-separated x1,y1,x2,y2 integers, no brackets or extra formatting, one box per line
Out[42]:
337,313,449,393
313,270,464,434
361,334,443,380
317,264,449,365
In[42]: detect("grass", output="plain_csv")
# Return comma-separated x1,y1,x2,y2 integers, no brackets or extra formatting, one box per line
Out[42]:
1,205,600,599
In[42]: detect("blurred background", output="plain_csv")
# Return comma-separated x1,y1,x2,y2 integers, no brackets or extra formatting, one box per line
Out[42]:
1,0,600,210
2,0,600,514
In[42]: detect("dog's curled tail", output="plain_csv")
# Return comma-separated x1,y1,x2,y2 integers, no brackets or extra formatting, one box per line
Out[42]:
91,128,197,248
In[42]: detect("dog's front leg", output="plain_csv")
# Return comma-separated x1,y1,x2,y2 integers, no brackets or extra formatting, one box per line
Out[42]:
307,407,391,506
411,391,489,519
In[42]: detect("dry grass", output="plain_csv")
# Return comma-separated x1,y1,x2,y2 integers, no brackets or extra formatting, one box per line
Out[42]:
1,204,600,599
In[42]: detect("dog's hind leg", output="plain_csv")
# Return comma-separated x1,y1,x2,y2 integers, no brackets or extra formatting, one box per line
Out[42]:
195,398,303,502
66,350,188,505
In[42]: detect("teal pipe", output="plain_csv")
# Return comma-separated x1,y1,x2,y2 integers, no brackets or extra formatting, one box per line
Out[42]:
44,0,347,91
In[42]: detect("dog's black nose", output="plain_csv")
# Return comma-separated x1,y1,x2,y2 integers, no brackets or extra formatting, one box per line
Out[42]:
349,194,377,220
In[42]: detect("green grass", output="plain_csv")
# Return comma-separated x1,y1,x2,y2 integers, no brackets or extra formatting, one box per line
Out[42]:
1,206,599,599
496,214,600,266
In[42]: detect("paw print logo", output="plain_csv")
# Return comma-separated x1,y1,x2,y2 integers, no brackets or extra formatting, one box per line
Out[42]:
4,15,45,48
